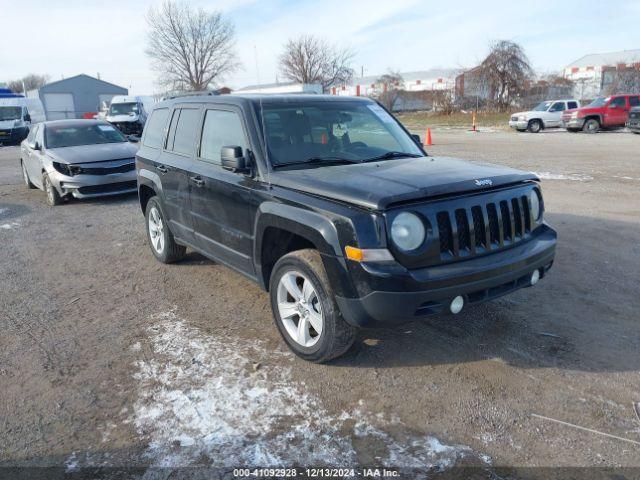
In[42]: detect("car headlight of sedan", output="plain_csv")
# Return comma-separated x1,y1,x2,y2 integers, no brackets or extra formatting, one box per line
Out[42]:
52,161,73,177
391,212,426,251
529,189,542,223
571,111,578,119
518,115,527,121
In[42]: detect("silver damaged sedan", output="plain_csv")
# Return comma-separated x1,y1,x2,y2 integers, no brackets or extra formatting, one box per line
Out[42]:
20,119,139,206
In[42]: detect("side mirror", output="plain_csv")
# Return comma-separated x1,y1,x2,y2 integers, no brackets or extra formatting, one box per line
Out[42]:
127,135,140,143
221,146,248,173
24,113,31,122
34,141,42,151
411,134,423,146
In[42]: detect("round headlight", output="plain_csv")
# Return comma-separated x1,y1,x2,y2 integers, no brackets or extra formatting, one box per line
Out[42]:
529,190,541,222
391,212,425,251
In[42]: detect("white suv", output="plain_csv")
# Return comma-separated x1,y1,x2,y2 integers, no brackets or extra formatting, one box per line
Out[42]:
509,99,580,133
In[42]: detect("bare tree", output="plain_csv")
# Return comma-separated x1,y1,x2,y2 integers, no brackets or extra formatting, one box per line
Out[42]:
602,66,640,95
146,1,239,91
479,40,533,110
278,35,354,92
6,74,50,93
375,71,404,111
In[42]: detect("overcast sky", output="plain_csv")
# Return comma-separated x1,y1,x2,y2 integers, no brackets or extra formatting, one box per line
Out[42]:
2,0,639,94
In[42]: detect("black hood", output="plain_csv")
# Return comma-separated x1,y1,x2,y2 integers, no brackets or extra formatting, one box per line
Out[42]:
269,156,538,210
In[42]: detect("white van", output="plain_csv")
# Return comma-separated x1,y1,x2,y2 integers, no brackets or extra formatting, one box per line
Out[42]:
0,96,46,144
105,95,155,136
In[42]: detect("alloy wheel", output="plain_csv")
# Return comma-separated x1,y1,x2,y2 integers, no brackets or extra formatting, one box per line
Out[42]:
148,206,165,254
276,271,323,347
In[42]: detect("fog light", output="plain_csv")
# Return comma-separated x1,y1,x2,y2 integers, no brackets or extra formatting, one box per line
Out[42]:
450,295,464,314
530,269,540,286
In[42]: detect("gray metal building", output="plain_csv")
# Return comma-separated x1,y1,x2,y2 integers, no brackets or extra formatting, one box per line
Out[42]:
27,74,127,120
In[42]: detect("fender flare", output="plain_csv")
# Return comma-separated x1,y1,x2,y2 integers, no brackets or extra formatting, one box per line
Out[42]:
137,167,164,211
253,201,354,295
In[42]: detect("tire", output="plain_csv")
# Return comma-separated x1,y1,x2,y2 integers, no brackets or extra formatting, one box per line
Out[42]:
583,118,600,133
21,161,35,189
145,196,186,263
527,120,542,133
43,173,62,206
269,249,356,363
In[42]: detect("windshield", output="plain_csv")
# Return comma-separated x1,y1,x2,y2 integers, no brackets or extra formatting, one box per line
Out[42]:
588,97,609,108
262,101,422,167
532,101,552,112
109,102,139,116
45,123,126,148
0,106,22,121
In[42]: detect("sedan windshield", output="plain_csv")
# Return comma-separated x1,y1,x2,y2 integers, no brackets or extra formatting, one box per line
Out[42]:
532,101,552,111
588,97,608,107
109,102,139,116
45,123,126,148
0,106,22,121
262,101,422,167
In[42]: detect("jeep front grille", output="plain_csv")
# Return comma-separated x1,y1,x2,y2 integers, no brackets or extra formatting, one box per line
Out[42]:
437,194,532,260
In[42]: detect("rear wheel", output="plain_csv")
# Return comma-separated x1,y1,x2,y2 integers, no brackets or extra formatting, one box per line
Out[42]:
21,161,35,189
145,197,186,263
43,173,62,206
583,118,600,133
528,120,542,133
269,249,356,363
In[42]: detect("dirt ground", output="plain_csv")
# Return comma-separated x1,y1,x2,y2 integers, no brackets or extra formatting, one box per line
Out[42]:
1,128,639,478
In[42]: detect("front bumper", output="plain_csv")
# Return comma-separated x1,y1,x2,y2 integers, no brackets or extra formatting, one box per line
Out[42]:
0,126,28,144
335,224,557,327
49,169,138,199
626,120,640,132
509,120,528,130
564,118,584,129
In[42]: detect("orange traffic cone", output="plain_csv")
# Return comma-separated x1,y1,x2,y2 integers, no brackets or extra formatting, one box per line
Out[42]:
424,128,433,146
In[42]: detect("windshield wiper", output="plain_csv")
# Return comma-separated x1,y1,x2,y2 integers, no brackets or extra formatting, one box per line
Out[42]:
360,151,422,163
274,156,360,168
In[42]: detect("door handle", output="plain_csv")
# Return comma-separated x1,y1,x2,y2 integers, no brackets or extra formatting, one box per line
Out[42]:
190,176,204,187
156,165,168,173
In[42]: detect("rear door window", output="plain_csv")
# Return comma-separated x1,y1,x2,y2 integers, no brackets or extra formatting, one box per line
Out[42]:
171,108,201,156
143,108,169,149
568,101,578,109
199,109,248,164
629,96,640,107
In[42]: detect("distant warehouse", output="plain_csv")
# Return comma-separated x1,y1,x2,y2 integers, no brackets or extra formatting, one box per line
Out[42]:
26,74,128,120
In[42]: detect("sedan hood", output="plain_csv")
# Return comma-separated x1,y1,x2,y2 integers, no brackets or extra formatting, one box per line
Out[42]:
270,156,538,210
46,142,138,165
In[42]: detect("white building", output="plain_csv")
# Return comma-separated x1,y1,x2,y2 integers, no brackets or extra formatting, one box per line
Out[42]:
333,69,459,97
563,49,640,100
235,82,322,95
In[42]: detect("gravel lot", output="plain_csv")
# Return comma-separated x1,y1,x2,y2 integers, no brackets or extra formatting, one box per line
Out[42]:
1,129,639,477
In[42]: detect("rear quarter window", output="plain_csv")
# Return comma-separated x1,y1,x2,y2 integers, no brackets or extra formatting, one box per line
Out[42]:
630,97,640,107
568,101,578,109
143,108,169,149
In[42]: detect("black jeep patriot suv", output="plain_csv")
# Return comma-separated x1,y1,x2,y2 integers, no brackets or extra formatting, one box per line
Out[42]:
136,94,557,362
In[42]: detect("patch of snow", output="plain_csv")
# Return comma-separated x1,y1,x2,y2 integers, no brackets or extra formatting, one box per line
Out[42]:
127,310,487,471
0,222,20,230
532,171,594,182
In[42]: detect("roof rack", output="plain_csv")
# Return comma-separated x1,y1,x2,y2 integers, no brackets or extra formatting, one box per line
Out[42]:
163,90,222,100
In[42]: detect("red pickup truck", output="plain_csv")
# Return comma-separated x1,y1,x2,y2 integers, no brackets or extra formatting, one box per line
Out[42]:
563,94,640,133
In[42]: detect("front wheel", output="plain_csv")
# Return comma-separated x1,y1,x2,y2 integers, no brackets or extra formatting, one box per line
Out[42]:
269,249,356,363
527,120,542,133
583,118,600,133
145,197,186,263
43,173,62,206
